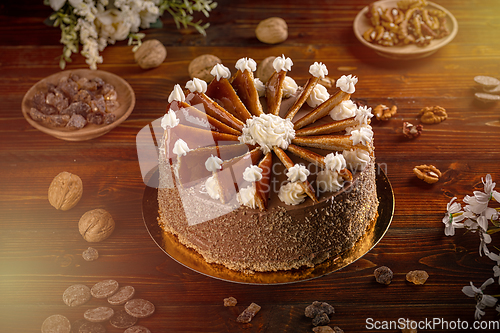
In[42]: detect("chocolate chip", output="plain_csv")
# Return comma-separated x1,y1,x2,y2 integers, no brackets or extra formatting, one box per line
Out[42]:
107,285,135,306
83,307,114,323
63,284,91,307
41,314,71,333
109,309,138,329
78,321,106,333
124,299,156,318
123,326,151,333
90,280,119,299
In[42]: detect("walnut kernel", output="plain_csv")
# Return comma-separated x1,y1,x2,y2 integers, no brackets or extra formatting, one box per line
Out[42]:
255,56,276,83
402,122,423,139
78,209,115,242
255,17,288,44
413,164,441,184
374,104,397,120
48,171,83,211
134,39,167,69
188,54,222,82
419,106,447,124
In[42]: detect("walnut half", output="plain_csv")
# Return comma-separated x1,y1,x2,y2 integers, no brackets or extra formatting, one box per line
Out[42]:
413,164,441,184
419,106,447,124
374,104,397,120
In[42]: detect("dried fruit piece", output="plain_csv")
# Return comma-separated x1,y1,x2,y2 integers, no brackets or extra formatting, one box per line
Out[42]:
224,296,238,307
78,209,115,243
419,106,447,124
84,307,115,323
125,299,156,318
82,247,99,261
236,302,261,323
305,301,335,318
62,284,91,307
373,104,397,120
475,92,500,103
413,164,441,184
406,270,429,285
312,312,331,327
402,122,423,139
474,75,500,89
48,171,83,211
41,314,71,333
374,266,394,285
91,279,119,299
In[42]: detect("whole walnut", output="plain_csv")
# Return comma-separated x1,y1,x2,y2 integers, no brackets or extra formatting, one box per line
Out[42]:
255,56,277,83
78,209,115,242
48,171,83,211
188,54,222,82
255,17,288,44
134,39,167,69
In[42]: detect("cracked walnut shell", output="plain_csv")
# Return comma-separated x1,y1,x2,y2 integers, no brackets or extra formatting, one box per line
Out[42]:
134,39,167,69
78,209,115,242
419,106,447,124
255,17,288,44
413,164,441,184
48,171,83,211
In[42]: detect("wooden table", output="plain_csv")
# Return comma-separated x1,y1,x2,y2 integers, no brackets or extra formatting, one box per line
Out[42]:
2,0,500,332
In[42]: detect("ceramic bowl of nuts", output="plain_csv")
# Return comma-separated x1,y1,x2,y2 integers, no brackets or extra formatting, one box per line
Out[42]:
21,69,135,141
353,0,458,60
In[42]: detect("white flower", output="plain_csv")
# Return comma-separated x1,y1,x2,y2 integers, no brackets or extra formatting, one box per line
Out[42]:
442,197,465,236
462,278,497,320
487,252,500,284
477,215,491,256
50,0,66,11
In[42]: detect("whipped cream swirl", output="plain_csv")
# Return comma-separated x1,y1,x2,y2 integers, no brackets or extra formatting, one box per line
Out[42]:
173,139,190,157
237,184,257,209
210,63,231,81
205,155,223,172
324,152,346,172
238,114,295,154
309,62,328,79
161,109,180,129
282,76,298,98
243,165,263,182
286,164,310,182
355,105,373,125
254,78,266,97
343,148,370,172
273,55,293,72
235,57,257,72
278,182,306,205
329,99,357,121
336,74,358,94
317,170,344,192
306,84,329,108
186,78,207,93
350,126,373,146
168,84,185,103
205,175,220,200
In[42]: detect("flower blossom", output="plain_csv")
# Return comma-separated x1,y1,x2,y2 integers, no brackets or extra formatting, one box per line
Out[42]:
442,197,465,236
487,252,500,284
462,278,498,320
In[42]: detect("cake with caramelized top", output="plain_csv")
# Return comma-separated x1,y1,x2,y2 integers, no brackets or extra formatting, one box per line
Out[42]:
157,55,379,272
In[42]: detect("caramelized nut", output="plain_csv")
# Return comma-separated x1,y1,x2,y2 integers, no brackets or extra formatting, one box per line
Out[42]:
402,121,423,138
419,106,447,124
413,164,441,184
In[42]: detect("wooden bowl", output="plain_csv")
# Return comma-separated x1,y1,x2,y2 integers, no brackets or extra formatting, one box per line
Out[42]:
21,69,135,141
353,0,458,60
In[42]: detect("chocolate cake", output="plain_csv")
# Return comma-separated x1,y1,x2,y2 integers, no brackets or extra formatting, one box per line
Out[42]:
157,56,379,272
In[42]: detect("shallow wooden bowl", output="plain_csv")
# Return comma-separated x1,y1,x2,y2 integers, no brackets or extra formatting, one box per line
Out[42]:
353,0,458,60
21,69,135,141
